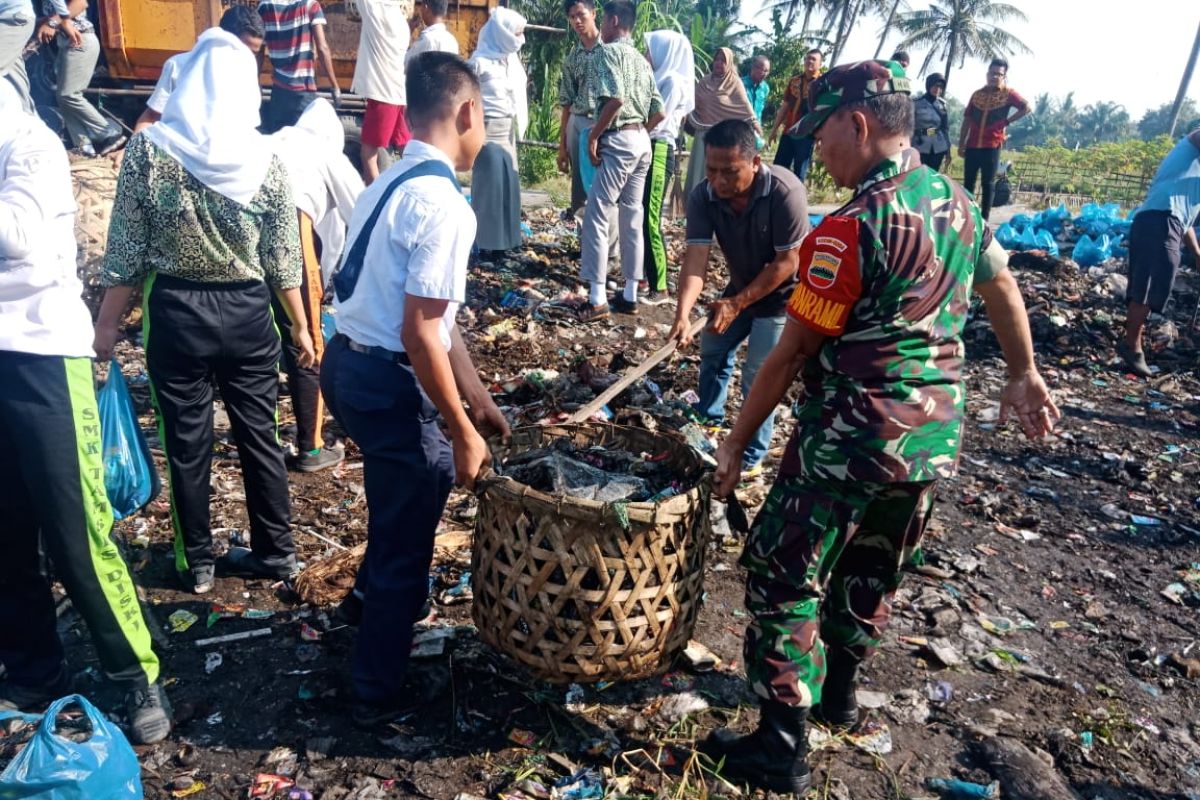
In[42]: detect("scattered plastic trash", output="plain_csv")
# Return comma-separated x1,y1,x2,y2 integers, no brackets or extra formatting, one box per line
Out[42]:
168,610,199,633
926,777,999,799
508,728,538,747
654,692,709,724
552,769,604,800
204,652,223,674
849,721,893,755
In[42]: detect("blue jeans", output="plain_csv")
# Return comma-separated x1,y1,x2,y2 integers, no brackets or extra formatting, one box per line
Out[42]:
774,135,814,182
697,312,786,469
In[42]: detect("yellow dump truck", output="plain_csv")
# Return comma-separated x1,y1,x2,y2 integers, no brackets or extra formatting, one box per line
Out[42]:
95,0,497,88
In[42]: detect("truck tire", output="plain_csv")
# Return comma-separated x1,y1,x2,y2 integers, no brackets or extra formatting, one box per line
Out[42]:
341,114,392,174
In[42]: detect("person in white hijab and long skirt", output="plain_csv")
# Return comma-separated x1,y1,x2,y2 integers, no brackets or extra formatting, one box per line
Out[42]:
93,28,315,596
268,98,364,471
468,7,527,254
640,30,694,305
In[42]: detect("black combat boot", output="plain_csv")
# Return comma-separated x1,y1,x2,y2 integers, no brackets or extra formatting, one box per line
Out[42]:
701,700,812,794
811,645,862,732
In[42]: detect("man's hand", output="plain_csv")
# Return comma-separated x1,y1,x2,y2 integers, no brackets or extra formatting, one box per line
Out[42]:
587,133,601,167
93,321,119,362
667,315,696,348
706,297,742,335
713,438,745,498
957,145,966,158
557,143,570,173
453,427,491,488
998,370,1061,439
471,395,511,441
292,327,316,368
37,22,56,43
61,18,82,47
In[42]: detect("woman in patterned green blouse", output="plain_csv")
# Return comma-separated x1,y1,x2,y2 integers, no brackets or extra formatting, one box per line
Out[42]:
93,28,314,595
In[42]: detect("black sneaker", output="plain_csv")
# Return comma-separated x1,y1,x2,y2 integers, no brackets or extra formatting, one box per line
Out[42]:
335,591,364,626
189,564,215,594
639,289,671,306
352,666,449,729
219,547,298,579
96,133,129,157
578,303,610,323
125,683,172,744
291,447,345,473
0,665,72,712
611,296,639,315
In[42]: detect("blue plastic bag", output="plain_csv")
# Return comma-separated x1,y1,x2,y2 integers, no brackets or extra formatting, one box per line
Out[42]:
578,126,595,196
1017,226,1040,251
1033,229,1059,256
97,359,160,520
1009,213,1035,228
0,695,143,799
995,222,1022,250
1072,233,1112,267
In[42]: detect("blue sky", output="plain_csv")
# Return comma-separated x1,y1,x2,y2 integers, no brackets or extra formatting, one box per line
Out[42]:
739,0,1199,119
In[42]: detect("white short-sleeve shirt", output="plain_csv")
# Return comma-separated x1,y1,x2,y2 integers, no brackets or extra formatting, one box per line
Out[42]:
146,53,185,114
406,22,459,64
333,140,474,353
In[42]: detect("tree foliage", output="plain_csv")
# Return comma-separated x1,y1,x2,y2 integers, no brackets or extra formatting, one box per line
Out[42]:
1137,99,1200,140
893,0,1030,84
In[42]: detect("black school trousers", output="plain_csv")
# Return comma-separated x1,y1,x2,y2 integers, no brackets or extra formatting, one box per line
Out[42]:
963,147,1001,219
319,335,454,703
143,274,295,575
0,351,159,690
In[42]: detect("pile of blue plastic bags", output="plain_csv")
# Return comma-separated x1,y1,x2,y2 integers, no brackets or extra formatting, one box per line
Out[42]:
995,203,1134,267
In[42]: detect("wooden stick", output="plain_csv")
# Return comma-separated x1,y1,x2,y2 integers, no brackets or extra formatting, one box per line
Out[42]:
568,316,706,424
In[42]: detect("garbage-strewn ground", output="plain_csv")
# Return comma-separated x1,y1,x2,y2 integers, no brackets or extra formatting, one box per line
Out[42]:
21,169,1200,799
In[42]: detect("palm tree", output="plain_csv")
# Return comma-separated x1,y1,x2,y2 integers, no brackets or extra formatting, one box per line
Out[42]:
894,0,1031,84
1078,101,1132,145
873,0,908,59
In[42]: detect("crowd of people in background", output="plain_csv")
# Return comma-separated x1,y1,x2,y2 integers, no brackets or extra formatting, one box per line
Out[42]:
2,0,1198,793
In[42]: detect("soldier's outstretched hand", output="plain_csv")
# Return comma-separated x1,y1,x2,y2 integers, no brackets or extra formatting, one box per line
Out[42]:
999,370,1061,439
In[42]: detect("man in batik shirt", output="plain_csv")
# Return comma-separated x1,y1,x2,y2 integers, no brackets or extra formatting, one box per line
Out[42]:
701,60,1061,795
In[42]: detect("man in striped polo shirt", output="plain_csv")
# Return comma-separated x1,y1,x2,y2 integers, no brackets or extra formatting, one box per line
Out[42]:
259,0,341,133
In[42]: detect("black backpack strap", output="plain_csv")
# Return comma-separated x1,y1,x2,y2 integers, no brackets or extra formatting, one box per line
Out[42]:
332,158,461,302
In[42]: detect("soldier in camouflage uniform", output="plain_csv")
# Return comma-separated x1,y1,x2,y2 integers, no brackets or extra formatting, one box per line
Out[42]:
700,60,1061,795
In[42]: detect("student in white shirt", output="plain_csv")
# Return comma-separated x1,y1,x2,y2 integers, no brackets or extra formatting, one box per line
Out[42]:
0,79,171,745
406,0,458,62
132,7,267,134
353,0,411,183
641,29,694,305
320,51,509,729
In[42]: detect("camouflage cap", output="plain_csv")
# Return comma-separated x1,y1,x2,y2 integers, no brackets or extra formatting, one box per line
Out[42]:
790,59,911,139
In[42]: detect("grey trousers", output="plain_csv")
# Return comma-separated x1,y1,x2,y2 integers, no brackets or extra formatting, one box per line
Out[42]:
580,128,650,290
565,111,591,214
485,115,518,173
684,129,707,201
55,30,116,148
0,12,33,112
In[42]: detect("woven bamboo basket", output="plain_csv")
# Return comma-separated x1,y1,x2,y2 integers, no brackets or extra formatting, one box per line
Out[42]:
471,423,712,683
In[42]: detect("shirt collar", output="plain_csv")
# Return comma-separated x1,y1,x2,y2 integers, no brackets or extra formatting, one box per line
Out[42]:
400,139,459,182
855,148,921,194
425,22,446,32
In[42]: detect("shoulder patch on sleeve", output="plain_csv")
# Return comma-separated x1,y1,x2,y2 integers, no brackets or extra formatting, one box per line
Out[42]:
786,216,863,336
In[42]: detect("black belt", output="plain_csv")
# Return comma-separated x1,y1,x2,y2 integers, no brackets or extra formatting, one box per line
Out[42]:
334,333,411,365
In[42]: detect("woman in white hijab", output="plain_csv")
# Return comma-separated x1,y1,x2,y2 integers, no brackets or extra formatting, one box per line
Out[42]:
640,30,694,305
468,6,527,254
267,98,364,471
93,28,313,595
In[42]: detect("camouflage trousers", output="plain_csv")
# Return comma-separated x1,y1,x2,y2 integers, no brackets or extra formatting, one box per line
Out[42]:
739,475,936,707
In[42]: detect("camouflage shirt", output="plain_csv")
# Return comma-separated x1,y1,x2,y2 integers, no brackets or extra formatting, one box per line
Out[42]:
780,147,1002,483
